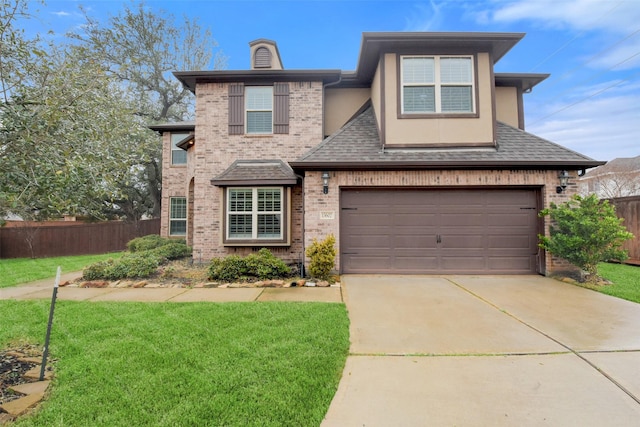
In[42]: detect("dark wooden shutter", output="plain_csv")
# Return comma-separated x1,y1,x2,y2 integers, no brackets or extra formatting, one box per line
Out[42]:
228,83,244,135
273,83,289,134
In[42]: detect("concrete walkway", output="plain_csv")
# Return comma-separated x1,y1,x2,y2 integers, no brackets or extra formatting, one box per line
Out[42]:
0,272,343,303
322,275,640,426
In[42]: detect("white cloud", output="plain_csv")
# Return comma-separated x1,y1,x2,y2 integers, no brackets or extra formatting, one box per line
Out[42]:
403,0,444,31
527,85,640,161
52,11,71,17
491,0,640,34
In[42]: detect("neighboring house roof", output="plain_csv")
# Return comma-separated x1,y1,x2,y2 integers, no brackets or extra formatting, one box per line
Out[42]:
581,156,640,178
211,160,299,186
290,106,604,170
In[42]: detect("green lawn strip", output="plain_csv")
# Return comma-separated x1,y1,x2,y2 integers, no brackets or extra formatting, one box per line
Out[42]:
0,253,123,288
595,262,640,303
1,300,349,427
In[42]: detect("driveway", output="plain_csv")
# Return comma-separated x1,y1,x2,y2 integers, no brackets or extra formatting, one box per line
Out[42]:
322,275,640,426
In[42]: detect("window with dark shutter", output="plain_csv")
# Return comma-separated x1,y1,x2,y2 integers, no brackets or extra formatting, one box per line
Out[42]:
273,83,289,134
254,47,272,68
228,83,244,135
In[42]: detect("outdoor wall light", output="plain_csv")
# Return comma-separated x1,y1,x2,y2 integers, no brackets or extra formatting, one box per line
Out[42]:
556,170,570,194
322,171,330,194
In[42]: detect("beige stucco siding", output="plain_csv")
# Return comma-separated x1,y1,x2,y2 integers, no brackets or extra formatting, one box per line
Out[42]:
324,88,371,136
495,86,520,128
371,62,382,135
384,52,494,146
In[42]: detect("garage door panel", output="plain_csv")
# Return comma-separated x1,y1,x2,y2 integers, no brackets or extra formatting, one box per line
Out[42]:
488,213,535,227
394,235,437,249
441,256,486,270
395,256,439,270
341,189,539,274
489,235,536,250
441,235,484,249
488,256,534,271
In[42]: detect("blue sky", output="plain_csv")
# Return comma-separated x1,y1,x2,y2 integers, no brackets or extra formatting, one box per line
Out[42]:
24,0,640,161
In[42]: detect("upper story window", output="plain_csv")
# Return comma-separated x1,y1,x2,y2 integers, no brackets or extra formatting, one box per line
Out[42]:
170,132,188,165
401,56,474,115
228,83,289,135
246,86,273,134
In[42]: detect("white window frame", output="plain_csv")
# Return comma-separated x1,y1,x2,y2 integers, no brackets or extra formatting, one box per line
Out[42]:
169,197,187,236
170,133,188,165
400,55,475,115
226,187,284,241
245,86,273,134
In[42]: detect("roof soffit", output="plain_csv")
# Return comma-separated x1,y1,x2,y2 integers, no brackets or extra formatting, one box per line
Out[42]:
355,32,525,83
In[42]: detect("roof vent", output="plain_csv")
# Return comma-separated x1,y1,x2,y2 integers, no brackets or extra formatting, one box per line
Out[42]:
254,47,271,68
249,39,283,70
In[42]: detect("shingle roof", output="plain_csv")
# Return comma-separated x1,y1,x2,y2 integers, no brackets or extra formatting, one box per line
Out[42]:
291,106,603,170
211,160,299,186
582,156,640,178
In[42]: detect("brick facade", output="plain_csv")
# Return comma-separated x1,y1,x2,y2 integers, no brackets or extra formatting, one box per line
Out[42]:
303,169,579,275
189,81,324,264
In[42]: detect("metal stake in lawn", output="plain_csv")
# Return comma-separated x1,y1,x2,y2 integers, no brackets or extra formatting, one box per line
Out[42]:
39,266,60,381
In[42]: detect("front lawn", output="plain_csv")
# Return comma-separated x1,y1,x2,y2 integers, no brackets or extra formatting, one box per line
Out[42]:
0,300,349,426
595,262,640,303
0,253,123,288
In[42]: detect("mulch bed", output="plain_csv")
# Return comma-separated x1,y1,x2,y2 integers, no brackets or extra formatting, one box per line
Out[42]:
0,345,41,409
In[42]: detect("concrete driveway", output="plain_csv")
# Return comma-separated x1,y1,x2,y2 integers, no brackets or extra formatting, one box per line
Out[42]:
322,275,640,426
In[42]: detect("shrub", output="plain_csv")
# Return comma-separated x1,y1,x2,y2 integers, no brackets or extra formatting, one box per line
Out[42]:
208,249,291,282
83,236,191,280
127,235,184,252
150,242,192,260
83,259,114,280
539,194,634,282
208,255,248,282
245,248,291,279
83,254,162,280
306,234,336,280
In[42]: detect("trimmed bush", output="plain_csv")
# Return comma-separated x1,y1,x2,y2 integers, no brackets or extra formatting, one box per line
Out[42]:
208,255,248,282
208,249,291,282
245,248,291,279
127,235,185,252
150,242,192,260
83,236,191,280
306,234,336,280
83,254,161,280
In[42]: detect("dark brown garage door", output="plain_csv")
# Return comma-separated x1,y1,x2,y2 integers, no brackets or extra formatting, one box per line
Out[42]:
340,189,539,274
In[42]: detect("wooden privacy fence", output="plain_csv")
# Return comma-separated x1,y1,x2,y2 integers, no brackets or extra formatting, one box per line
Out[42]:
609,196,640,263
0,219,160,259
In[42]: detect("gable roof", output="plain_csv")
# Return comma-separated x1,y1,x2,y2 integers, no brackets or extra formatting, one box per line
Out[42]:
290,106,604,170
211,160,299,186
581,156,640,178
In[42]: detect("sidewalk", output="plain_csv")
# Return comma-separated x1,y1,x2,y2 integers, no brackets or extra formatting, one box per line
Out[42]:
0,272,343,303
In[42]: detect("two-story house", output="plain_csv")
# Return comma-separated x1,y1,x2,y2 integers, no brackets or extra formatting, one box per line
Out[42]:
578,156,640,199
151,32,604,276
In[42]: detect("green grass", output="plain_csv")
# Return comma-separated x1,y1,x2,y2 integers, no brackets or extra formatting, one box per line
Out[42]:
0,300,350,427
0,253,123,288
593,262,640,303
